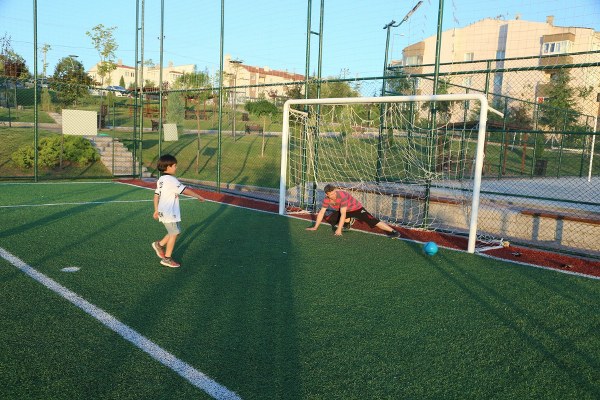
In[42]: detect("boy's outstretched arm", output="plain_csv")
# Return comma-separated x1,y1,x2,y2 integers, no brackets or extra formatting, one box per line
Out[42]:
182,187,205,202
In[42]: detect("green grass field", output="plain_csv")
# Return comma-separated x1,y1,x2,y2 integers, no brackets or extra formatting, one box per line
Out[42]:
1,181,599,399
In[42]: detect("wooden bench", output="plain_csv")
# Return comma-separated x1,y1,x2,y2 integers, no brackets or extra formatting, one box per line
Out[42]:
245,124,263,134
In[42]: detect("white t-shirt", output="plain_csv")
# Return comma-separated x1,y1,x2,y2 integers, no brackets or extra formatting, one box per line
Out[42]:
155,174,186,222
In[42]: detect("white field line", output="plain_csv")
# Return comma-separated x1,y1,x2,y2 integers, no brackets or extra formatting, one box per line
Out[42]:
0,247,242,400
0,199,154,209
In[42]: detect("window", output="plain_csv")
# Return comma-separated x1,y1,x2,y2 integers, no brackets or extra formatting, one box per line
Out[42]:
542,40,571,55
464,52,474,62
404,55,422,66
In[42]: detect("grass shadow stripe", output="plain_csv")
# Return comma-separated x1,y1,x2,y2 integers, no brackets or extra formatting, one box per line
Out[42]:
0,247,242,400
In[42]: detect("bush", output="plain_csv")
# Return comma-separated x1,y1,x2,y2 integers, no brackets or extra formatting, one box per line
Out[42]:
11,136,98,169
11,145,35,169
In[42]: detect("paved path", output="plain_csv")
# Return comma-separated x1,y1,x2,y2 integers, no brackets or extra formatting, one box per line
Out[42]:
47,111,62,125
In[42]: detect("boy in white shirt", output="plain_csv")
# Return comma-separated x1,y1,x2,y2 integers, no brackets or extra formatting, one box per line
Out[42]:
152,154,205,267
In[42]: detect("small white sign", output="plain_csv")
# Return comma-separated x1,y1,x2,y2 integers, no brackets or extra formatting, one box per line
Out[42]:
164,123,178,141
62,109,98,136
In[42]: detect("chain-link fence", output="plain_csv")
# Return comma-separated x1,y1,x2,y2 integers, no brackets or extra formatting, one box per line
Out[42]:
1,52,599,257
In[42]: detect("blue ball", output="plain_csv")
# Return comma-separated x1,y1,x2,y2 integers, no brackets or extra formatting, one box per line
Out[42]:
424,241,438,255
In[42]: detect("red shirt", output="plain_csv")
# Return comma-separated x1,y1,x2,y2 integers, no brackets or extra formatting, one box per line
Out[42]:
322,190,363,212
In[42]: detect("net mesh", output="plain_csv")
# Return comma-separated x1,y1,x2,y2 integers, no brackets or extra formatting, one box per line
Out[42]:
284,97,502,250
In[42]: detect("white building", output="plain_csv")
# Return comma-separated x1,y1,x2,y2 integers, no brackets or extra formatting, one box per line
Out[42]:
398,16,600,121
87,59,196,89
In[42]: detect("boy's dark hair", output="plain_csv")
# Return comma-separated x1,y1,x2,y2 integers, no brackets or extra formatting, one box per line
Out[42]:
157,154,177,172
323,184,336,193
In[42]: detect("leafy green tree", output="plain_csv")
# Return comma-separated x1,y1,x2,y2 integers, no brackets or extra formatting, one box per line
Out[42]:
538,70,578,132
173,69,213,169
51,56,92,106
422,78,452,123
287,79,359,100
245,99,279,157
386,70,416,96
119,75,125,88
284,84,303,99
166,91,185,128
86,24,118,87
244,99,278,116
0,34,30,79
314,79,360,99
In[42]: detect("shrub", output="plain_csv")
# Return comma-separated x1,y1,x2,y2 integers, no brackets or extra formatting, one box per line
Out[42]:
11,136,98,169
11,145,35,169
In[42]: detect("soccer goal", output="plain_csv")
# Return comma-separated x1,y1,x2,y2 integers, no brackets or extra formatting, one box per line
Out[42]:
279,94,500,253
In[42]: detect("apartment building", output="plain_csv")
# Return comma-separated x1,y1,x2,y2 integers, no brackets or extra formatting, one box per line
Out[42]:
87,56,304,103
223,54,304,102
87,59,195,89
398,16,600,121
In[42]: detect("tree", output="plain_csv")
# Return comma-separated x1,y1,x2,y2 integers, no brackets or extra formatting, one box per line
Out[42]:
173,70,213,171
51,56,93,106
0,34,30,80
245,99,278,116
119,75,125,88
538,70,578,132
245,99,279,156
166,91,185,128
86,24,118,87
500,102,534,175
386,69,416,96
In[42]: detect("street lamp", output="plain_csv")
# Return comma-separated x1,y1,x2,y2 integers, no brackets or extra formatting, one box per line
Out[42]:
381,1,422,96
67,55,79,80
377,1,423,182
229,59,243,139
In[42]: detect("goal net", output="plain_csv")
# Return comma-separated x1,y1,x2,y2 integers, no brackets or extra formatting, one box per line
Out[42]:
279,94,499,253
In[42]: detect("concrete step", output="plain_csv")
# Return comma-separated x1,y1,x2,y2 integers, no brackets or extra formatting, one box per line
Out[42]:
85,135,151,178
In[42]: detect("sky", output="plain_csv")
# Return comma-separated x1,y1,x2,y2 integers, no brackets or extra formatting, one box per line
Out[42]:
1,0,599,81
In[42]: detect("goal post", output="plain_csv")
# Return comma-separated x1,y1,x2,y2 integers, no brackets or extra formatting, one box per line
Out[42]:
279,94,491,253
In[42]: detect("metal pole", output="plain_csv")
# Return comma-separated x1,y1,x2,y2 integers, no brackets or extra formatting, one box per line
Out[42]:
304,0,311,102
378,2,423,182
158,0,164,158
299,0,312,208
424,0,444,227
590,101,600,182
316,0,324,99
377,24,392,182
134,0,139,177
311,0,325,209
217,0,225,192
229,59,242,140
589,133,597,182
139,0,146,178
33,0,38,181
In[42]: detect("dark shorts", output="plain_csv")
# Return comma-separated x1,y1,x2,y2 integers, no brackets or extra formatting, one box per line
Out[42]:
325,207,380,228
